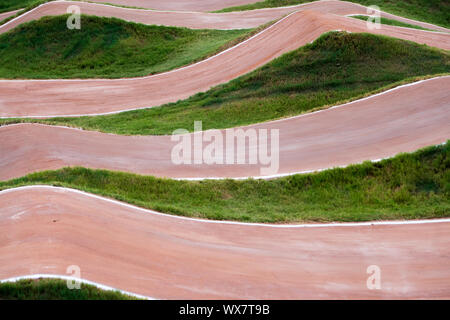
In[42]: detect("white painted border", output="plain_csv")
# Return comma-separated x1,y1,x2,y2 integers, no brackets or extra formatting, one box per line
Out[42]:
0,274,155,300
1,185,450,229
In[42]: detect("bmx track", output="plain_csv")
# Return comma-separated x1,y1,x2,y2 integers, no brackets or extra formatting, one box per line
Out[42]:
1,186,449,299
0,0,449,299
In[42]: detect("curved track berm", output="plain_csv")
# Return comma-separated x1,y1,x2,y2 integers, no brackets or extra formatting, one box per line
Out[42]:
1,186,449,299
1,9,449,118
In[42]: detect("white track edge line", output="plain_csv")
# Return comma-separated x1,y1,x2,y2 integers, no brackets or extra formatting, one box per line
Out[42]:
1,185,450,229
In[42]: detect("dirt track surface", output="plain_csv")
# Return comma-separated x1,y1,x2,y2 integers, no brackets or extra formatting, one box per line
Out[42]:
1,9,449,118
88,0,258,12
1,1,450,301
0,9,21,23
1,1,448,32
1,77,449,181
1,186,449,299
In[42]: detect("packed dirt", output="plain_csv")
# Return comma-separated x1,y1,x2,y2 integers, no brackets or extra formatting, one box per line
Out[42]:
1,186,449,299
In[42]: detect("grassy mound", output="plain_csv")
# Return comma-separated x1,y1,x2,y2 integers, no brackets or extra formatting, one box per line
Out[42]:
0,279,137,300
0,14,250,79
7,32,448,135
215,0,450,29
1,143,449,223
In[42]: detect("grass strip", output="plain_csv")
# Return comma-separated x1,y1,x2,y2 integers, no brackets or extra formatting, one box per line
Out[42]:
0,0,43,13
0,0,147,13
0,0,48,26
0,278,138,300
1,143,449,223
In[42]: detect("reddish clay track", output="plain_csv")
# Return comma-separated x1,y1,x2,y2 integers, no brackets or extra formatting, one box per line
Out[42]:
1,186,449,299
1,77,449,181
0,10,449,118
1,1,448,32
0,9,21,23
89,0,258,12
1,1,449,301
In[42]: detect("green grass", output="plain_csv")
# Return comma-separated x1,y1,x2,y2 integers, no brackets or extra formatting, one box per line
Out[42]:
1,143,449,223
0,279,137,300
0,0,148,13
0,0,42,13
3,32,447,135
350,15,432,31
0,0,48,26
0,0,150,14
0,0,149,26
215,0,450,29
0,14,250,79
